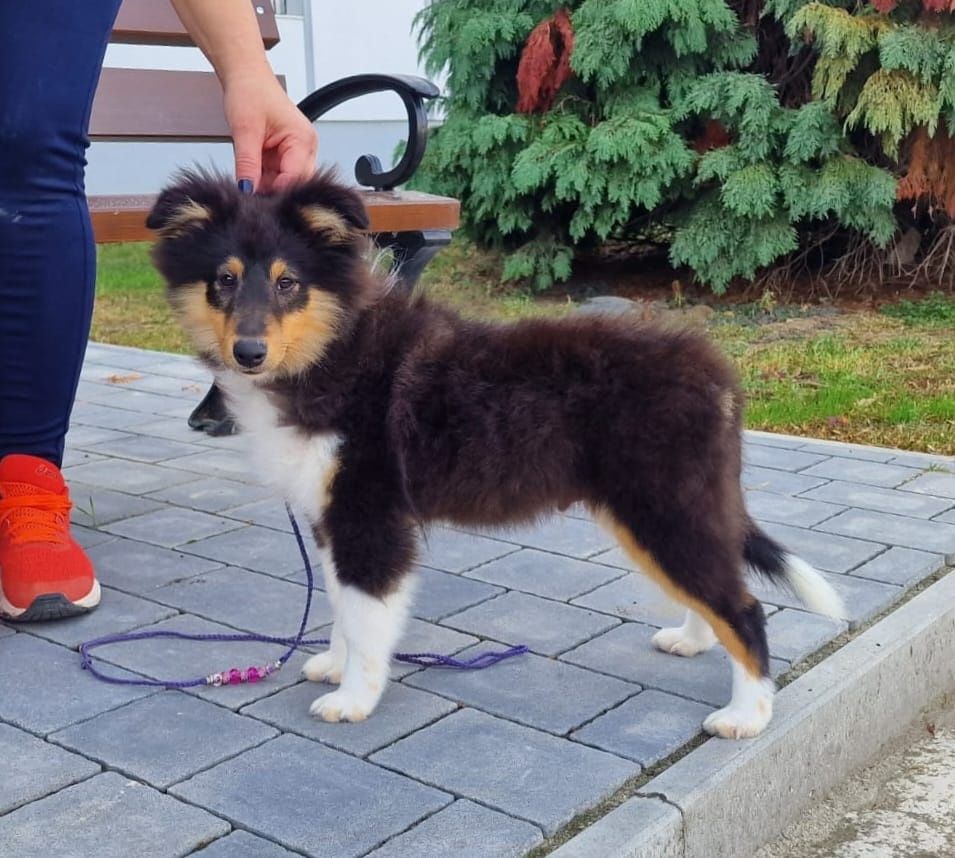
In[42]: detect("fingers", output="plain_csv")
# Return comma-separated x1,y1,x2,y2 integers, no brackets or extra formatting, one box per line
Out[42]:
231,117,265,190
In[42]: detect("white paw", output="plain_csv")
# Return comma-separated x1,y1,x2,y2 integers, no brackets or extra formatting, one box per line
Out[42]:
652,625,716,657
703,700,773,739
309,689,373,723
302,651,344,684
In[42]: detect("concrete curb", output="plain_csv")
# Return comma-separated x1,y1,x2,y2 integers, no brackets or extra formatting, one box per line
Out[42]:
551,567,955,858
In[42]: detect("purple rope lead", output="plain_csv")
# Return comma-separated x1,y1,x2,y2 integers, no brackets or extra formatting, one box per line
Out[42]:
79,504,528,688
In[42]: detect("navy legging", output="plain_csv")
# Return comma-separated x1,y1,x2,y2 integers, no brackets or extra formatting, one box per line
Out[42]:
0,0,122,467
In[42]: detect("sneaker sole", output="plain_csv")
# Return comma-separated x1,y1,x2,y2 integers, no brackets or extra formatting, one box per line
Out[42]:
1,580,101,622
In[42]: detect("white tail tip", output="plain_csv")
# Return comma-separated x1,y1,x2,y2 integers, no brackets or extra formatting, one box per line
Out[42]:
784,554,845,619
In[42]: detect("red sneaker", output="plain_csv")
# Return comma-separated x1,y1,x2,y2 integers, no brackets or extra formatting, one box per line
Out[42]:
0,454,101,621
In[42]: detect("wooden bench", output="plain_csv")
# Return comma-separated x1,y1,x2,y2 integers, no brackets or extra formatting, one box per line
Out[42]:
90,0,459,434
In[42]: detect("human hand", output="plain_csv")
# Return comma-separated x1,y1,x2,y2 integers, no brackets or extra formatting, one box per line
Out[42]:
224,70,318,192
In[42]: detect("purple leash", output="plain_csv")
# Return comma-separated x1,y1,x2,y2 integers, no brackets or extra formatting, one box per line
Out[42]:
79,504,527,688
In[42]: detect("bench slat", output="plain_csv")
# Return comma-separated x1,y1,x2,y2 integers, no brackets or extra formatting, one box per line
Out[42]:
111,0,279,48
89,192,461,243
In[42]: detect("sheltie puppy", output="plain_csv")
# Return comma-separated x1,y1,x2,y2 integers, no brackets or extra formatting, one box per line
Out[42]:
147,169,843,739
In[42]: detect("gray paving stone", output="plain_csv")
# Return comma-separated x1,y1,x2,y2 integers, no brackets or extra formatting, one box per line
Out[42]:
412,566,504,621
405,645,638,734
0,635,154,734
145,357,212,381
146,477,273,513
759,521,885,573
172,733,450,858
561,622,788,706
72,524,116,550
744,431,807,449
441,591,619,656
221,498,297,532
398,617,480,662
70,402,159,431
63,458,199,494
181,524,310,578
243,679,457,756
800,480,954,519
743,445,828,472
111,373,205,399
69,482,167,527
160,448,259,481
150,567,332,635
418,527,519,573
886,451,955,471
748,569,901,630
464,515,615,559
85,346,169,369
61,448,108,468
86,434,201,464
900,470,955,499
371,708,637,836
366,799,544,858
741,465,828,496
571,574,689,627
936,507,955,524
87,538,223,595
94,614,305,710
847,546,946,588
463,548,625,601
23,586,177,650
799,458,922,488
126,416,214,445
765,608,847,663
793,440,896,463
0,771,229,858
571,689,713,766
190,831,299,858
745,489,845,528
102,506,244,548
816,509,955,562
0,722,100,814
51,692,277,789
65,425,135,449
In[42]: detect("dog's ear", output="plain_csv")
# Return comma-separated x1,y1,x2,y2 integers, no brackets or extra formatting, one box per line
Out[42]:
146,170,235,233
280,170,370,245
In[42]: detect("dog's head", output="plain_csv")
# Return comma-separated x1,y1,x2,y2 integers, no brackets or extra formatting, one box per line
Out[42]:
148,169,372,379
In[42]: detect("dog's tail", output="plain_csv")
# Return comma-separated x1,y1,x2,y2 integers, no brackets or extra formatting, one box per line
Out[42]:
744,521,844,619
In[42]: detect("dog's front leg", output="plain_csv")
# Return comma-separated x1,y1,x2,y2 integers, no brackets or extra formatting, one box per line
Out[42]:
308,578,413,722
302,547,347,684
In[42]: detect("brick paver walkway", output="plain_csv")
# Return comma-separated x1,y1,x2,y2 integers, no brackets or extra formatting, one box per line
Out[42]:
1,342,954,857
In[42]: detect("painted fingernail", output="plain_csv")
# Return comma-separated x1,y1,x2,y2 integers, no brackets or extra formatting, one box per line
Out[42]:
238,179,254,194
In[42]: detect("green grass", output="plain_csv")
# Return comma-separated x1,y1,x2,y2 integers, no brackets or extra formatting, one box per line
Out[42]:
94,241,955,454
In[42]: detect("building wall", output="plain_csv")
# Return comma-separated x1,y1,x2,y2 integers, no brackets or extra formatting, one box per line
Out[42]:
85,1,439,195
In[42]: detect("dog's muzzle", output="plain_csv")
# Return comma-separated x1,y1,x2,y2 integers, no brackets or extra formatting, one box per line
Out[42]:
233,338,268,369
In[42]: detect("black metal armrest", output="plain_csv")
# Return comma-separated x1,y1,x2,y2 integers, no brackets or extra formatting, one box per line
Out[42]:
298,74,440,191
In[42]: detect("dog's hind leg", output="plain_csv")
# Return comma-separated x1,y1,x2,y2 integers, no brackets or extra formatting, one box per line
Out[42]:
651,608,718,657
595,509,774,739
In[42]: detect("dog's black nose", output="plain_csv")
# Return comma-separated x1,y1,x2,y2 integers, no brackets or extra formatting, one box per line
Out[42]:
233,339,268,368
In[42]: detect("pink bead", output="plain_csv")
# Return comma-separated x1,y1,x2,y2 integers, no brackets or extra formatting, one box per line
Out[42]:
227,668,243,685
247,666,261,683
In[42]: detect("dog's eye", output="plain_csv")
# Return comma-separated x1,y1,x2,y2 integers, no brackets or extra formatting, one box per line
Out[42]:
276,276,297,292
217,272,237,288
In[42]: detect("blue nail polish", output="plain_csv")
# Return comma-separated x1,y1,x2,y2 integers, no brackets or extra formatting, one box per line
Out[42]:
238,179,254,194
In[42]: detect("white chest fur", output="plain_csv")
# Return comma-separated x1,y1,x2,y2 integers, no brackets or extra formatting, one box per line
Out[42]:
217,374,342,524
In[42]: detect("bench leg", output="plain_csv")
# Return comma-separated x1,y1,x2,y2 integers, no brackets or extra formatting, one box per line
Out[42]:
187,229,452,436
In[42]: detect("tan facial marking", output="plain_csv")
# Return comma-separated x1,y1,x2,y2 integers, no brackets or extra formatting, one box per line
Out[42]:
167,282,228,359
222,256,245,279
299,206,353,243
274,290,345,376
269,259,290,282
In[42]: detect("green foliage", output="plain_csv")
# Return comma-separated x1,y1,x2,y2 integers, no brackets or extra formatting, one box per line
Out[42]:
881,291,955,326
413,0,918,292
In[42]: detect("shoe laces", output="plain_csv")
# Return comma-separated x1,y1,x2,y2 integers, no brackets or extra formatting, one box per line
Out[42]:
0,490,73,546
